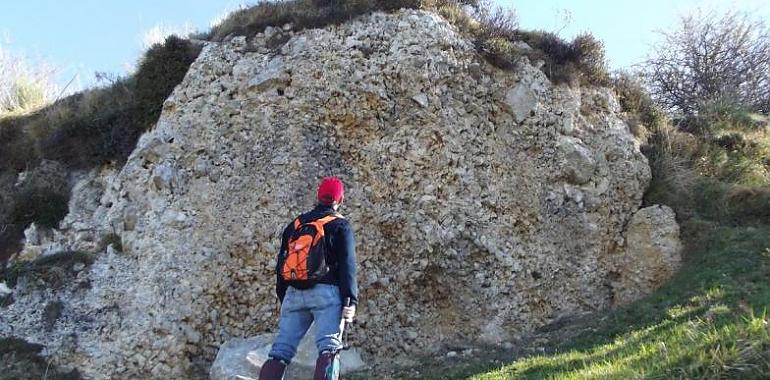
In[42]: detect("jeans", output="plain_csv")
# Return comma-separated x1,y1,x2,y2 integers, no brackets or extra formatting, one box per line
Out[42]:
268,284,344,363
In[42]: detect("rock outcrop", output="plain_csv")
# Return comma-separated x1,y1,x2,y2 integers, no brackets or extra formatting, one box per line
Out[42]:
0,9,680,379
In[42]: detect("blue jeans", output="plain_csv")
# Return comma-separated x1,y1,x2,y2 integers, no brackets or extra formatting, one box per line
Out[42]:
268,284,344,363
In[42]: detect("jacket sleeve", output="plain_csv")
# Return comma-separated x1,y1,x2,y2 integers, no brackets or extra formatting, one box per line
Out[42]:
335,221,358,306
276,221,292,303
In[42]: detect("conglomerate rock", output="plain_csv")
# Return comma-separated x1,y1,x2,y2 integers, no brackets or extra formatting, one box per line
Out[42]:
0,10,679,379
611,205,682,305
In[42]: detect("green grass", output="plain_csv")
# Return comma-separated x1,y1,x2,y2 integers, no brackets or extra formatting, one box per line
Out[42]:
414,220,770,380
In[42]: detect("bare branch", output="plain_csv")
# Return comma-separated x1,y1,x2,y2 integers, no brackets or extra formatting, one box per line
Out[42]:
644,10,770,117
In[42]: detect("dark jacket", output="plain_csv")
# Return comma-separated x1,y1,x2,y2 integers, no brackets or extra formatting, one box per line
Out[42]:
276,204,358,306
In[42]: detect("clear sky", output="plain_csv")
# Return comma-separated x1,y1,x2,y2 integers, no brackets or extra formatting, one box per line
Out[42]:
2,0,769,92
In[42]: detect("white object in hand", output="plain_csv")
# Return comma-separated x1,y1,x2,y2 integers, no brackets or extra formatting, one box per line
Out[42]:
342,305,356,323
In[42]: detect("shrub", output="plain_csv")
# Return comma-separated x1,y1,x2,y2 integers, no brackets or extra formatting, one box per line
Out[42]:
134,36,200,118
643,10,770,117
98,233,123,253
38,36,200,169
611,71,667,132
9,189,69,229
0,121,40,173
513,30,608,85
1,251,94,289
477,37,518,69
0,336,82,380
643,124,703,218
723,185,770,222
0,177,70,264
570,33,609,85
643,119,770,224
472,3,518,40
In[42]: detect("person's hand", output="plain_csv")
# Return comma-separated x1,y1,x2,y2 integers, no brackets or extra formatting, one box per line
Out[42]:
342,304,356,323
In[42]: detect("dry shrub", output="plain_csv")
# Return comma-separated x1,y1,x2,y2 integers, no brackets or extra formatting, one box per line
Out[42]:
513,30,609,85
643,124,705,217
2,251,94,289
611,72,666,131
0,121,40,173
723,186,770,222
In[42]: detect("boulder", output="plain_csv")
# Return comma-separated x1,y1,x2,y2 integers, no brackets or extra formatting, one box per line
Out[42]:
612,205,683,305
504,82,538,122
210,328,366,380
0,9,675,379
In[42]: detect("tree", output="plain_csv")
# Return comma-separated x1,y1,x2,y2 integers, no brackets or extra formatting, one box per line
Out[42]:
644,11,770,117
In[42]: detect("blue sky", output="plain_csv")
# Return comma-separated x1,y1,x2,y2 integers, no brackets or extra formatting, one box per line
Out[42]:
2,0,769,91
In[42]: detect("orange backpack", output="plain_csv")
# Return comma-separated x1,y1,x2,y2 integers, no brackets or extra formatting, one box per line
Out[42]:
278,214,341,286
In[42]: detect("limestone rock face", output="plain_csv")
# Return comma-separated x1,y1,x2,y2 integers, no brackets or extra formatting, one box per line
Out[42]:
612,205,682,304
0,10,677,379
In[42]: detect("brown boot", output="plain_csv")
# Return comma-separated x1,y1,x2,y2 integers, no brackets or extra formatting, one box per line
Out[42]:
258,358,287,380
313,351,340,380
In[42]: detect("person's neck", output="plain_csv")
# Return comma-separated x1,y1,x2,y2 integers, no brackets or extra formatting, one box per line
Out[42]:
315,203,338,212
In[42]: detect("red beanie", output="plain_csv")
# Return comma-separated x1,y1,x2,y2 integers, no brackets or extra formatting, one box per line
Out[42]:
317,176,345,205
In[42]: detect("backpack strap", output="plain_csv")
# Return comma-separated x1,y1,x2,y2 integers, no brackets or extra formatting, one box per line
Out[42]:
308,215,338,245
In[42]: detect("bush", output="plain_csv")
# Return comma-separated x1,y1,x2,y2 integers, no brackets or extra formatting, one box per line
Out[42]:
0,337,82,380
0,121,39,173
723,185,770,222
643,10,770,117
643,124,702,217
611,71,667,139
513,30,608,85
98,233,123,253
0,186,70,264
570,33,609,85
134,36,201,117
10,189,69,229
643,120,770,224
37,36,200,169
1,251,94,289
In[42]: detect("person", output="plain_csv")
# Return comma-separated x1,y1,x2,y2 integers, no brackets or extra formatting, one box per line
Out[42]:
259,176,358,380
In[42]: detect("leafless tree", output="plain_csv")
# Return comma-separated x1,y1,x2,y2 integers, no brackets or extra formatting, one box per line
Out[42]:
644,10,770,117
